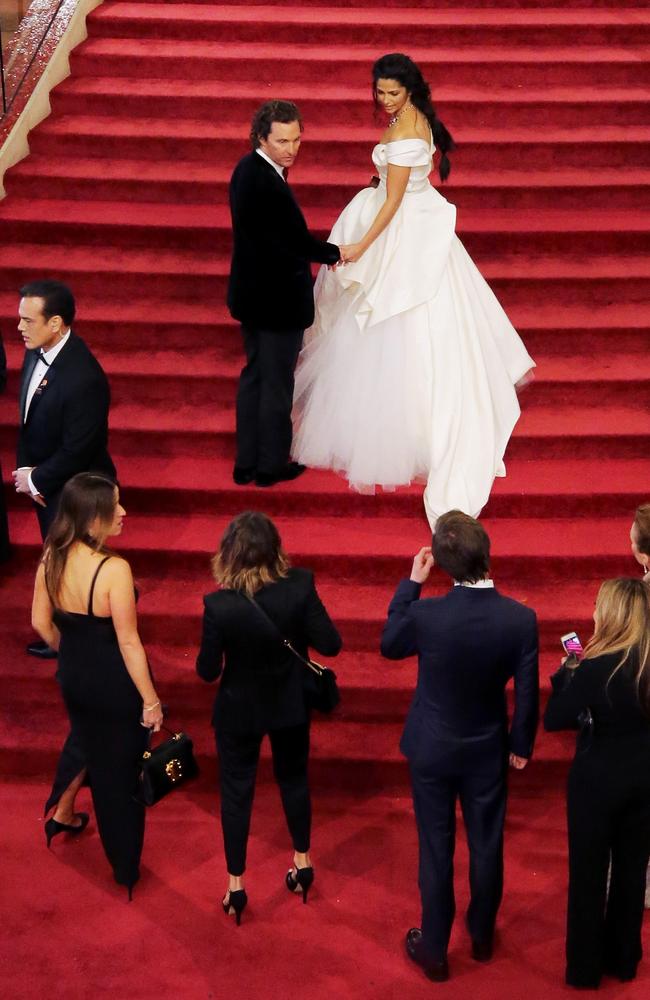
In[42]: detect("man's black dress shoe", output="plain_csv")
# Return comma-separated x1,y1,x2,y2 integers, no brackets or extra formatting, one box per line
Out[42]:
233,466,256,485
26,640,58,659
255,463,306,487
471,939,494,963
405,928,449,982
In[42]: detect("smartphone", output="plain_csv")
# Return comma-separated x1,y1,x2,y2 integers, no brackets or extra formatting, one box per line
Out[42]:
561,631,583,659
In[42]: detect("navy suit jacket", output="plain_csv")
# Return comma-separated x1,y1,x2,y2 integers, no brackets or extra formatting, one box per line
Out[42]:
381,580,539,766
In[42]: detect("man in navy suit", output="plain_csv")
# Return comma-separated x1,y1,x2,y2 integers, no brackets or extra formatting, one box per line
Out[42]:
381,510,539,982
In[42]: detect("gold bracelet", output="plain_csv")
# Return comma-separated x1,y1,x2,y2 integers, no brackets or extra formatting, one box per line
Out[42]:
143,700,160,711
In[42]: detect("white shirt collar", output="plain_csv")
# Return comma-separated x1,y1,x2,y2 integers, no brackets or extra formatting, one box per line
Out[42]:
454,578,494,589
256,147,285,180
40,329,71,364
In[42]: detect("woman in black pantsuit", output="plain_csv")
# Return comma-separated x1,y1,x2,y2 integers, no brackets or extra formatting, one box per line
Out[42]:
31,473,162,897
196,511,342,924
544,577,650,989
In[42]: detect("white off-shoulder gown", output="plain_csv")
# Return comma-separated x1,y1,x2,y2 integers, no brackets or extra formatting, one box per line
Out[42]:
292,137,535,526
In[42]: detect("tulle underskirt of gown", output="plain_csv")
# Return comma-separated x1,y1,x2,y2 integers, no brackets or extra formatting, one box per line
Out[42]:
292,235,535,523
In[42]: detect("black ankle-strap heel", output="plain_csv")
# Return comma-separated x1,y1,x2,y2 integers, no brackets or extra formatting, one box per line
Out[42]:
286,866,314,904
222,888,248,926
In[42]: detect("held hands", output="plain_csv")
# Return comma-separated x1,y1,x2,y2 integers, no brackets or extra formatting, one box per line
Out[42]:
410,547,434,584
142,698,163,732
338,242,365,266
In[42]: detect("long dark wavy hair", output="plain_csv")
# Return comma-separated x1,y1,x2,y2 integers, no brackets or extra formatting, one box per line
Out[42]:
43,472,117,603
372,53,455,182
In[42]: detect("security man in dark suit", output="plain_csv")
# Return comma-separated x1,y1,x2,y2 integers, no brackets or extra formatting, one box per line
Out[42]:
227,99,340,487
381,510,539,982
12,280,115,655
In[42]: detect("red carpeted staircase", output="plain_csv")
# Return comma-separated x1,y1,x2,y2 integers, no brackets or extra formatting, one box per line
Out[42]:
1,0,649,780
0,3,649,993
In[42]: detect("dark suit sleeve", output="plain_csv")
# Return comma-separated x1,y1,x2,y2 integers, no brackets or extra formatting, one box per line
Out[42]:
380,579,421,659
31,373,110,498
508,611,539,758
303,573,342,656
196,599,224,682
236,165,339,266
544,661,594,731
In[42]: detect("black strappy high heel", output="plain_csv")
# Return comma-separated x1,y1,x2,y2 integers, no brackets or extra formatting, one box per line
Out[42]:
44,812,90,848
222,888,248,926
286,866,314,904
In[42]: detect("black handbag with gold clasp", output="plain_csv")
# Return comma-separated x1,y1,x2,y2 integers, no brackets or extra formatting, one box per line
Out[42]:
134,725,199,806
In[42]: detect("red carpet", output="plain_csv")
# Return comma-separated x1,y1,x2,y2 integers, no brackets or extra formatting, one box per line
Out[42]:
0,1,649,996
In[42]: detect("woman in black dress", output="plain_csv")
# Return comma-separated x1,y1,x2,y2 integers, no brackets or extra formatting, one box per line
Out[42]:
197,511,342,924
31,472,162,897
544,577,650,988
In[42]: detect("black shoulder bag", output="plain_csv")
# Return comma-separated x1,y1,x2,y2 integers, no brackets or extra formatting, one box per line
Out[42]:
245,595,340,714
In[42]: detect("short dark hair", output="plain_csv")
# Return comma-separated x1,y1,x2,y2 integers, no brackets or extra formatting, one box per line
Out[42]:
250,100,303,149
19,280,76,327
433,510,490,583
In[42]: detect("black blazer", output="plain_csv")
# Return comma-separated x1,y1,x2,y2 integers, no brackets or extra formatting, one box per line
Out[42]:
196,567,342,732
227,151,340,331
17,333,115,500
381,580,539,765
544,650,650,745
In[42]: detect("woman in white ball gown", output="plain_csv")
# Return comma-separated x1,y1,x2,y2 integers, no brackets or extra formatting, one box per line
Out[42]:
292,53,535,527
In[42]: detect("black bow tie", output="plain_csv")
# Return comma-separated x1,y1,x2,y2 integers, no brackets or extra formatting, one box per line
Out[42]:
35,351,50,366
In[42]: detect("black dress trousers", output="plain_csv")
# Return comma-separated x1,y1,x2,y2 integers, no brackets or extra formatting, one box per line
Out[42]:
216,723,311,876
235,326,304,475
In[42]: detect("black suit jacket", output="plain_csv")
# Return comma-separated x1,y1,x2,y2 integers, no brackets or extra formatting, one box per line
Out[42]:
227,151,340,331
381,580,539,766
17,332,115,500
196,567,342,732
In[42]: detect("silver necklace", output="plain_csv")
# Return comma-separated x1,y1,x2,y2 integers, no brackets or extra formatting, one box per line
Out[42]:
388,102,412,128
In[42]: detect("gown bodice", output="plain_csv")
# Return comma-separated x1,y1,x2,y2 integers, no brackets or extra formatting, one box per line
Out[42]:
372,138,434,194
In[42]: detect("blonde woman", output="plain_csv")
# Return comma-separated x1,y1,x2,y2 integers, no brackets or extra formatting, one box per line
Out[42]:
196,511,341,924
32,472,162,898
544,578,650,989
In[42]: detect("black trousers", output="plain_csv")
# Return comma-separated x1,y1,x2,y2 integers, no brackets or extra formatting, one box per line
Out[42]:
409,754,507,961
235,325,304,475
216,724,311,876
565,753,650,988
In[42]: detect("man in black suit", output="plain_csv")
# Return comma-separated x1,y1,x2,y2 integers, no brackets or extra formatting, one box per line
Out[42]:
381,510,539,982
12,280,115,655
227,99,340,487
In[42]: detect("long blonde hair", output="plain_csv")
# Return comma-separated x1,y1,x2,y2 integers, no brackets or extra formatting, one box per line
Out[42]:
583,577,650,714
211,511,289,597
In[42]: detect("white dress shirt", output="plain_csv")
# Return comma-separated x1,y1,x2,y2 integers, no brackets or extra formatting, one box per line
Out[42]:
255,147,286,180
23,330,71,495
454,578,495,589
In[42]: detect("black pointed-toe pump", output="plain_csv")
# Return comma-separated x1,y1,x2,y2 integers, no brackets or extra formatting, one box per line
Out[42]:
44,812,90,848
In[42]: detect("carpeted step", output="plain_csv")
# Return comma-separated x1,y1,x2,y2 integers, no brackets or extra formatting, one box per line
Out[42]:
26,115,650,172
2,509,635,584
2,196,648,259
67,36,650,88
2,243,649,310
48,76,650,130
86,4,650,49
6,155,650,211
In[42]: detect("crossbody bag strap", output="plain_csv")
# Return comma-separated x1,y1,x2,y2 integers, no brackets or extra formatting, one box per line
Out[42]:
244,593,323,677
